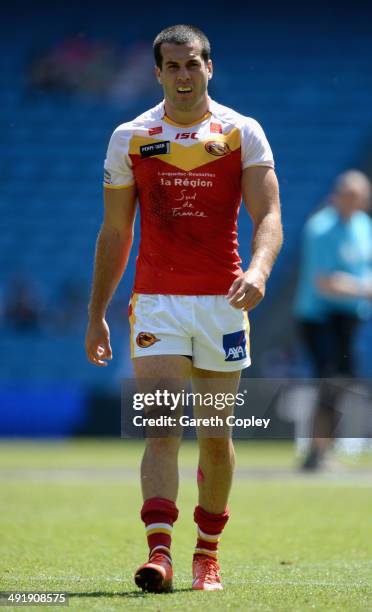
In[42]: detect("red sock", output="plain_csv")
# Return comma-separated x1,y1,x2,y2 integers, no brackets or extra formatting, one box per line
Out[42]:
194,505,230,559
141,497,179,560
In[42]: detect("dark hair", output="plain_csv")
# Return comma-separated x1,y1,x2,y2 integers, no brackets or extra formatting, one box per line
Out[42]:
153,24,211,69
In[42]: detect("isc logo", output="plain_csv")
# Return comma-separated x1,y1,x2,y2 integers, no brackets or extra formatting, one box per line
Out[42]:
175,132,199,140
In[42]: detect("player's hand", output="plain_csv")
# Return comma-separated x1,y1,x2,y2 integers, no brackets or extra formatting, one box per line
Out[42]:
227,269,266,311
85,317,113,367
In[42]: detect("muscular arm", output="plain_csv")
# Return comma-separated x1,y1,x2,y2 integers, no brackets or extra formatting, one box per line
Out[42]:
228,166,283,310
86,185,137,365
317,272,372,300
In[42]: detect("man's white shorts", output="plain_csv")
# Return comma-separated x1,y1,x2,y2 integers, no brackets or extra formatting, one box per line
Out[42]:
129,294,250,372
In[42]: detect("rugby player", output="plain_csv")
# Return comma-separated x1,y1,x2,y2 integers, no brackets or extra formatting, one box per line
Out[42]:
85,24,283,592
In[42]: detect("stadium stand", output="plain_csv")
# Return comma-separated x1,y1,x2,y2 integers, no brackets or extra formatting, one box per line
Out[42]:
1,2,372,433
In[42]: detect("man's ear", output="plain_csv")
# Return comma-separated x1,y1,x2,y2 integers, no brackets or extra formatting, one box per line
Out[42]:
155,65,162,85
207,59,213,80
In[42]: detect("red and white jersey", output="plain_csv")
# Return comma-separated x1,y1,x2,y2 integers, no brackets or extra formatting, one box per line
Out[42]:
104,99,274,295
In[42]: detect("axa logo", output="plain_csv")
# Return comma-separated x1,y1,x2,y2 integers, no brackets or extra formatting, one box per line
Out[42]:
175,132,199,140
226,346,245,360
205,141,231,156
136,332,161,348
223,330,246,362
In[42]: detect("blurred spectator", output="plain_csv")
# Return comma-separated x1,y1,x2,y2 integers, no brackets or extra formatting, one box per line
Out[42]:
3,275,45,332
293,170,372,470
29,36,157,105
2,276,92,336
29,35,117,95
108,41,158,108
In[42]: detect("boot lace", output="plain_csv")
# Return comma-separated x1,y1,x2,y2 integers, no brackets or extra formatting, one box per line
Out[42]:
195,555,220,583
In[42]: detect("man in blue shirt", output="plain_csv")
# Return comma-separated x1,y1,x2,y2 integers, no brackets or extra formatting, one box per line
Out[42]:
294,170,372,470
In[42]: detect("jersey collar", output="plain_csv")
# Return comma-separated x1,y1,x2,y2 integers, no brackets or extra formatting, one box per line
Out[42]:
162,99,212,128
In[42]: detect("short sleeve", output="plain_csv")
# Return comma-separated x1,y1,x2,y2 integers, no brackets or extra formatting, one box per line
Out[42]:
103,126,135,189
241,118,274,169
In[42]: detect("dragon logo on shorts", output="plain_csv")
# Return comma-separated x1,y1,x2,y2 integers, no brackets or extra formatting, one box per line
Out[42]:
205,141,231,157
136,332,161,348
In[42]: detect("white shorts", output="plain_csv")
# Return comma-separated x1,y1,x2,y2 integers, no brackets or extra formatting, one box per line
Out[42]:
128,294,251,372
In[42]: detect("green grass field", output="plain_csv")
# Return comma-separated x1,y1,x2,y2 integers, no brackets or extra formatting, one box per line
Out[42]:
1,440,372,611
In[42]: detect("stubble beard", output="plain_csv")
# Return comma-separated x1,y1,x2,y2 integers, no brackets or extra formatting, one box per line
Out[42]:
169,88,206,114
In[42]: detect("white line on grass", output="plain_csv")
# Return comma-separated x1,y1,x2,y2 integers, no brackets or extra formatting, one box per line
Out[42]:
5,575,372,589
1,467,372,485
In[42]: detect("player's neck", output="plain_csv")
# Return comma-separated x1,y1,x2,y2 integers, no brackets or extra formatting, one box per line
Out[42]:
163,97,210,126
